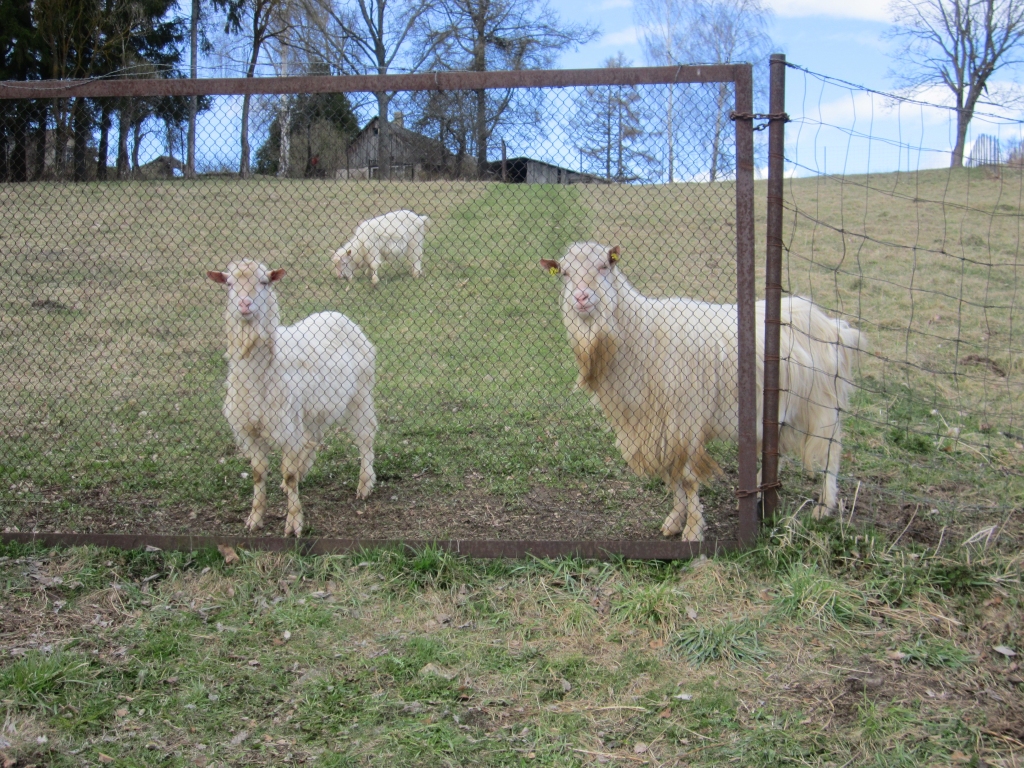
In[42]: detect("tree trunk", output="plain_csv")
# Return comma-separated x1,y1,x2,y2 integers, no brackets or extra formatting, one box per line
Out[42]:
11,104,29,182
72,96,90,182
0,122,8,182
187,0,199,178
376,91,391,180
97,104,111,180
279,98,291,177
132,120,142,173
475,88,487,179
33,102,47,180
117,102,131,179
277,46,291,178
240,93,252,177
951,109,971,168
666,84,674,183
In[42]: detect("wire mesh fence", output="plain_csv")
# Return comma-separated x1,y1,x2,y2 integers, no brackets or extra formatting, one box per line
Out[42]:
780,62,1024,546
1,67,762,550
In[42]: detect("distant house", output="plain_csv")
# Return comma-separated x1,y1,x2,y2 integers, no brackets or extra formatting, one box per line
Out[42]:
341,113,452,180
485,156,606,185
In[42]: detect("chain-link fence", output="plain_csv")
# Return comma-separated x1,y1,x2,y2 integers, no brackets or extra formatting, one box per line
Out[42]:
778,62,1024,548
1,66,763,553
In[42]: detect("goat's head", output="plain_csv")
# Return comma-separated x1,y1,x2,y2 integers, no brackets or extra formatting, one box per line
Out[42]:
541,242,620,320
207,260,284,323
332,245,355,282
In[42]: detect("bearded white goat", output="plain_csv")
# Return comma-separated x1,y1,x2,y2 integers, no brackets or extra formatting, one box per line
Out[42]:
541,241,864,541
207,260,377,537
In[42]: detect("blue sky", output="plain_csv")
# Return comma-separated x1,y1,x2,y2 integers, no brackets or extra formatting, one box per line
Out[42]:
549,0,894,89
546,0,1024,175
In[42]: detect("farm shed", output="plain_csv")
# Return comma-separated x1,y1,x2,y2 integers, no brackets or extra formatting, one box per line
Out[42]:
486,156,606,184
341,113,452,180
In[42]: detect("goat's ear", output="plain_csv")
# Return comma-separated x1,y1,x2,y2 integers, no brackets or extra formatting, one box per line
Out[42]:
207,270,228,284
608,246,620,265
268,269,286,282
539,259,561,275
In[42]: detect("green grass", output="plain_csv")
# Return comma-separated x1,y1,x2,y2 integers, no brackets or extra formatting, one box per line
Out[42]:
0,524,1019,766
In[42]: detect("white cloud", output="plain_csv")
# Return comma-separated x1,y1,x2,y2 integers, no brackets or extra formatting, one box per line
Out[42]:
601,26,640,46
768,0,891,22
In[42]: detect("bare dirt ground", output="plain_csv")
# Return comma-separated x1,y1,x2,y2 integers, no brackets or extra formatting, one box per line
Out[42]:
1,471,745,542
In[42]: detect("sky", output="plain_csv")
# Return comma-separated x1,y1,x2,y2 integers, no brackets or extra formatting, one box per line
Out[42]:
546,0,1024,176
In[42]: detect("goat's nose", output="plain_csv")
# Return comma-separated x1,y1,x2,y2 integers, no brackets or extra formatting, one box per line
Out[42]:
238,297,253,314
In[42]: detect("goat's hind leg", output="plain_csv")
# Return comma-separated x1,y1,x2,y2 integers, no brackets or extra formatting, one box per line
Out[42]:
805,427,843,520
347,374,378,500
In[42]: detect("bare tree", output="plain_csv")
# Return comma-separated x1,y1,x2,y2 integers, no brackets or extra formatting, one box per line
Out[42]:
425,0,597,176
635,0,772,181
887,0,1024,167
570,53,657,182
290,0,433,178
634,0,682,181
217,0,292,176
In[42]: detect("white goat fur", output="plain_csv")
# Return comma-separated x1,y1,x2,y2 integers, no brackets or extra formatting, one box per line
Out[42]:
332,210,429,285
541,242,864,541
208,260,377,537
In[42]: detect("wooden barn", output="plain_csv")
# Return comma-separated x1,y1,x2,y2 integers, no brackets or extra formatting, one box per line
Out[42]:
340,113,452,180
485,156,606,184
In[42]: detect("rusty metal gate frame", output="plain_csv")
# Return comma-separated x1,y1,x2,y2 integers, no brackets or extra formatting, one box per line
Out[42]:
0,64,770,561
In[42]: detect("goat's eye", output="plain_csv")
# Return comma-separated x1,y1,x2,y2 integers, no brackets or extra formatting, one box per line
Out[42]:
259,279,270,286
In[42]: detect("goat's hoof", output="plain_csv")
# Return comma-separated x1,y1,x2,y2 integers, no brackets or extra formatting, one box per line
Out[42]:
245,515,264,531
661,516,684,537
810,503,832,520
680,523,706,542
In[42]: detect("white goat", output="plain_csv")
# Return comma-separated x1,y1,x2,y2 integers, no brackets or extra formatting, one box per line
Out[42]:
332,210,429,285
541,241,864,541
207,260,377,537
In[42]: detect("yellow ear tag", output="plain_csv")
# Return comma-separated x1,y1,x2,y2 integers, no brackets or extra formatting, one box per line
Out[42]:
609,251,619,264
549,266,560,275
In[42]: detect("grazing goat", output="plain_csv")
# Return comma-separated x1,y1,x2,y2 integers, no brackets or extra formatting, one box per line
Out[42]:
332,210,429,285
541,241,864,541
208,260,377,537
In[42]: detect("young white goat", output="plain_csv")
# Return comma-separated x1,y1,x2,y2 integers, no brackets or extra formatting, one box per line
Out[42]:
208,260,377,537
541,242,864,541
332,210,429,285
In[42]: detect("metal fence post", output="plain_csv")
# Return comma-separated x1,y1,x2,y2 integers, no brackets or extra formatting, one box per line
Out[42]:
734,63,759,548
761,53,787,522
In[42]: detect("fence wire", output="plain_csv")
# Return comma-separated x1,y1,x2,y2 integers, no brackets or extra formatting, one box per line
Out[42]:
1,69,763,546
780,62,1023,545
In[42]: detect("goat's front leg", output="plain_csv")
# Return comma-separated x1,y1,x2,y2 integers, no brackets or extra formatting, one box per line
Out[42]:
245,455,269,532
369,247,383,286
281,467,303,538
661,471,705,542
281,443,318,537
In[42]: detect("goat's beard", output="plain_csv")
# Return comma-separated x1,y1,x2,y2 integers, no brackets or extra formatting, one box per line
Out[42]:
227,317,273,360
570,318,618,390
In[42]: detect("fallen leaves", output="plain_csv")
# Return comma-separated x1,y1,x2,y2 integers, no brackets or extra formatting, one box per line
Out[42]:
217,545,239,566
993,645,1017,658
